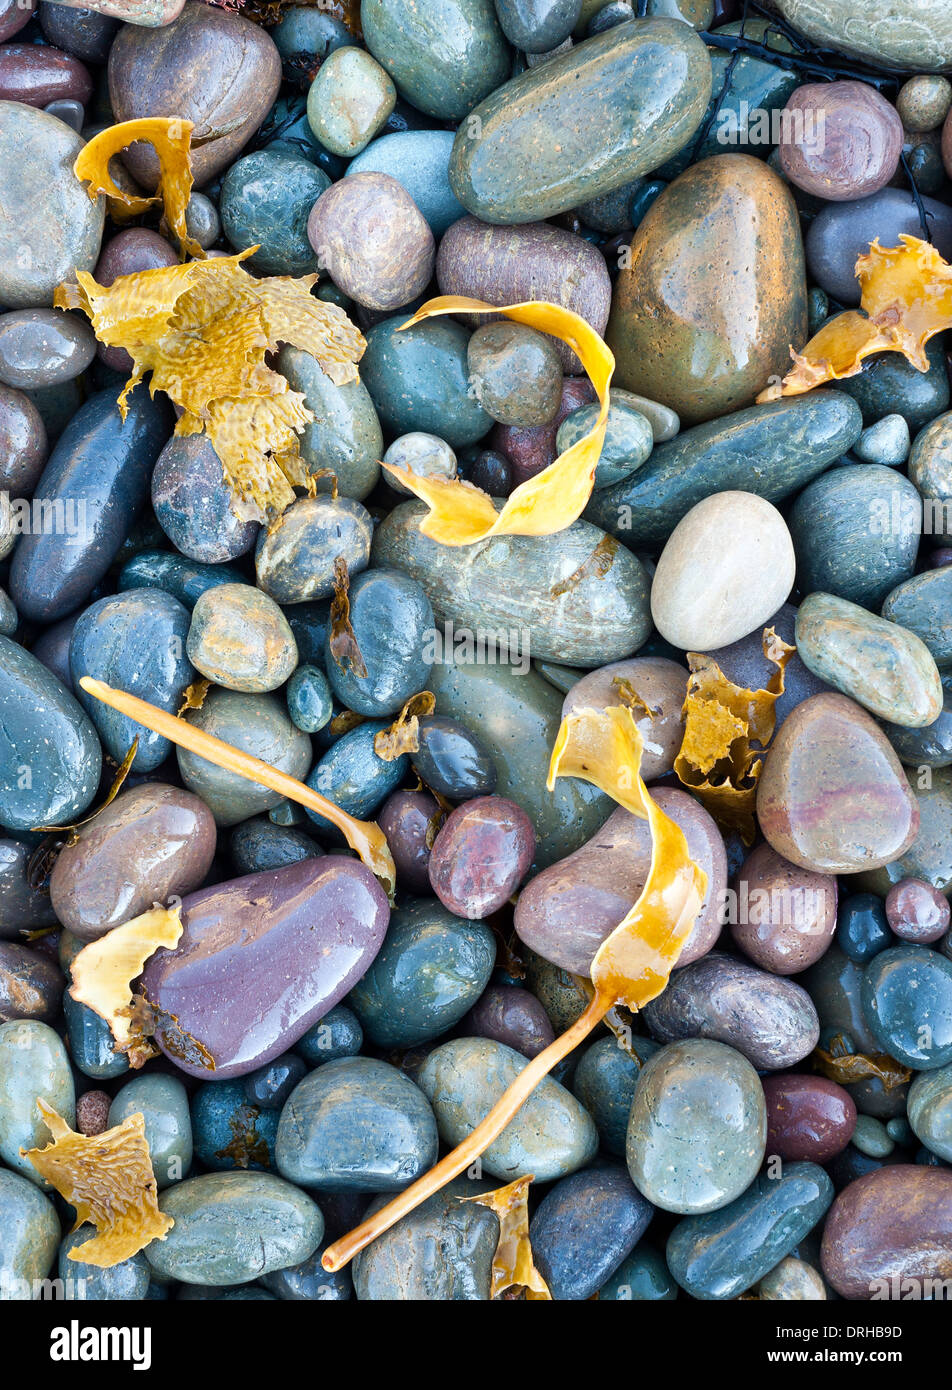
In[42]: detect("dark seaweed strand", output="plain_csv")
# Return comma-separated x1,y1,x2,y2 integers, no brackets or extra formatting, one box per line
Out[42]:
688,0,751,163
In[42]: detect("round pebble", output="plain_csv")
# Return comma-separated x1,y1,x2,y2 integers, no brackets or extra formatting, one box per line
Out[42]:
307,172,435,311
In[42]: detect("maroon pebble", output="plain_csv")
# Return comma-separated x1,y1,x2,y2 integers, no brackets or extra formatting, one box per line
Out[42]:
491,376,596,486
75,1090,111,1137
763,1073,856,1163
779,81,903,202
428,795,536,919
93,228,179,372
0,42,92,107
463,983,555,1059
0,0,34,43
885,877,951,944
378,789,439,895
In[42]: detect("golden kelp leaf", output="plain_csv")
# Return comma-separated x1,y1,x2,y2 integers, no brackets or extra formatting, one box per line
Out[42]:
374,691,435,762
758,235,952,401
56,254,365,522
72,117,203,258
328,556,368,678
22,1101,173,1267
177,677,211,716
812,1035,912,1091
674,628,795,843
382,296,613,545
547,705,707,1013
69,905,183,1061
460,1176,551,1300
31,737,139,844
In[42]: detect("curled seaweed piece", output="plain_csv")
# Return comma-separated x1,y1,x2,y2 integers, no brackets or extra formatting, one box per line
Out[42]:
374,691,436,762
459,1176,551,1301
812,1033,912,1092
328,557,368,679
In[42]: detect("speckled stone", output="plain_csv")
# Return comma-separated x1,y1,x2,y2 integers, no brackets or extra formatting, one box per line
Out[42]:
730,842,837,975
109,1073,192,1190
0,309,95,390
560,656,687,779
294,1002,363,1068
255,494,373,604
862,945,952,1070
795,592,942,729
758,1256,827,1300
898,75,952,132
151,434,258,565
361,316,491,447
0,1168,60,1297
323,566,433,717
0,1019,74,1183
429,795,535,919
779,82,902,201
286,664,333,734
305,719,409,836
571,1035,658,1157
908,1063,952,1161
306,45,394,156
598,1244,677,1300
279,345,382,501
187,583,297,694
626,1039,766,1215
464,984,554,1059
886,878,950,944
882,567,952,672
466,321,562,428
854,414,909,466
308,172,434,312
119,550,244,609
220,148,328,276
775,0,952,73
557,391,653,489
756,693,920,874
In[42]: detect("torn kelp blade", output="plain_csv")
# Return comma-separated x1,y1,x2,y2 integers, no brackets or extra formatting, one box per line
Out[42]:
77,677,395,893
321,705,705,1272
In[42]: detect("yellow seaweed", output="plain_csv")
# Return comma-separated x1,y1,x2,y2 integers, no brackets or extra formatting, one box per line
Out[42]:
459,1176,551,1300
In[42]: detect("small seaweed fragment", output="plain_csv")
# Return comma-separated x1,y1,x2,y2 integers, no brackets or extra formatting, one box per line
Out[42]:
177,678,211,716
374,691,436,762
215,1104,270,1169
459,1176,551,1300
549,535,619,598
31,737,139,844
22,1101,173,1267
328,556,368,679
812,1034,912,1092
611,675,662,720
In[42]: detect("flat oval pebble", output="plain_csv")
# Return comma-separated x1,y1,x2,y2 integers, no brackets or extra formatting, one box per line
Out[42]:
360,316,491,447
763,1073,857,1163
529,1165,653,1301
187,583,297,694
428,795,535,918
0,308,95,390
279,345,382,501
151,435,259,566
729,842,837,975
882,567,952,671
305,719,409,835
410,715,497,800
464,983,554,1059
307,172,434,311
220,148,328,276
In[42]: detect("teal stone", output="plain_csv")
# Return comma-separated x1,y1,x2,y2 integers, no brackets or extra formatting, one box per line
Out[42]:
800,946,880,1054
287,663,333,733
306,46,395,157
22,378,83,441
279,345,382,500
295,1003,363,1066
909,410,952,543
323,568,434,717
360,317,492,448
496,0,581,51
851,766,952,899
146,1172,324,1286
884,680,952,769
585,390,862,549
305,720,409,836
882,567,952,670
275,1057,438,1190
599,1245,677,1300
789,465,920,609
0,1169,60,1299
808,285,829,336
362,0,511,122
353,1177,499,1300
571,1034,659,1156
58,1227,150,1300
348,898,495,1048
0,1019,75,1184
908,1062,952,1161
449,20,712,223
854,414,910,467
285,601,331,665
578,176,644,232
108,1074,193,1191
795,592,943,729
557,390,654,488
63,992,129,1080
261,1243,352,1300
851,1115,895,1159
534,659,586,694
837,339,950,431
230,818,317,874
256,91,347,180
0,635,101,833
255,495,373,605
270,6,351,86
665,1162,834,1300
192,1081,278,1173
118,550,245,608
347,130,466,236
529,1165,653,1300
220,149,329,276
861,945,952,1070
418,1037,598,1182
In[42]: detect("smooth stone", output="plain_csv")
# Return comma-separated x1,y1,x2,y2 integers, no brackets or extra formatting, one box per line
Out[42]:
763,1074,856,1163
270,4,351,86
347,129,465,237
530,1165,652,1301
464,983,554,1059
807,188,952,309
626,1038,766,1215
0,1019,74,1183
220,149,328,276
852,1114,894,1159
790,465,920,609
557,391,653,488
261,1243,352,1301
294,1002,363,1068
184,191,220,251
143,857,389,1080
775,0,952,72
255,494,372,604
836,893,893,964
418,1037,598,1182
882,568,952,671
800,945,880,1056
643,952,819,1070
373,499,650,666
0,837,58,938
305,720,409,836
308,171,433,311
496,0,580,49
467,320,562,428
429,796,535,919
411,716,497,800
910,411,952,544
146,1171,322,1286
436,217,610,374
305,45,394,157
651,491,795,650
0,634,101,832
730,842,837,975
177,687,311,827
9,386,172,623
0,942,62,1024
758,1256,827,1301
20,376,83,438
0,0,34,41
886,878,950,944
191,1080,278,1172
353,1177,498,1301
93,228,179,374
361,316,491,447
598,1245,677,1300
586,390,861,550
229,818,318,876
25,617,75,692
608,154,806,425
854,414,910,467
779,81,902,201
796,592,942,730
820,1165,952,1300
69,587,194,770
377,789,436,896
0,100,103,307
348,898,495,1048
523,947,592,1033
275,1057,436,1191
561,655,688,779
286,664,333,734
0,383,47,512
571,1035,658,1157
853,766,952,895
898,75,952,133
278,345,381,501
756,692,920,874
151,434,257,564
108,1073,192,1190
666,1161,834,1300
243,1053,308,1112
362,0,510,122
837,339,950,433
187,583,297,694
908,1064,952,1161
323,566,433,717
0,308,95,390
118,550,244,609
861,945,952,1071
57,1226,150,1300
108,2,281,188
63,991,129,1080
50,783,216,942
449,20,711,223
0,1168,60,1297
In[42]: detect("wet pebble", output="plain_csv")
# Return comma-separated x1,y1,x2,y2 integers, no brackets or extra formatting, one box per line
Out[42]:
0,1168,60,1297
463,983,554,1059
255,495,372,605
529,1165,653,1301
0,1018,74,1183
411,716,497,800
907,1063,952,1161
377,788,437,894
0,942,62,1024
305,719,409,835
763,1073,857,1163
192,1080,278,1173
428,795,535,918
323,567,433,717
886,878,950,944
109,1073,193,1190
187,583,297,694
220,148,328,276
779,81,902,200
861,945,952,1070
570,1034,659,1157
0,309,95,390
307,172,434,311
151,435,258,564
286,663,333,733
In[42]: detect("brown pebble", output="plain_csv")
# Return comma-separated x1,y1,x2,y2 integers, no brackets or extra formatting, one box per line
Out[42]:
779,81,903,201
730,842,837,974
76,1090,111,1136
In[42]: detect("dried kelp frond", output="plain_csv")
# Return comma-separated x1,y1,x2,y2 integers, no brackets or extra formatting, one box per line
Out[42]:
22,1101,173,1267
549,535,619,597
611,675,661,720
56,254,365,522
674,628,795,843
758,236,952,402
459,1176,551,1300
72,117,203,258
812,1034,912,1092
177,678,211,716
31,737,139,847
328,556,368,678
382,296,614,545
374,691,436,761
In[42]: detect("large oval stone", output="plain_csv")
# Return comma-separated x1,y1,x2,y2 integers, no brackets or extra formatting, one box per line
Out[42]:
0,1168,60,1297
449,19,712,223
775,0,952,72
607,154,806,425
756,692,920,874
0,1019,74,1183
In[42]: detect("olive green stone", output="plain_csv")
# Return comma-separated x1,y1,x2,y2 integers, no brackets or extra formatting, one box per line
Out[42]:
0,1169,60,1298
0,1020,75,1184
305,46,395,157
851,1114,894,1159
882,567,952,670
186,583,298,694
557,389,654,488
449,20,712,223
467,321,562,427
776,0,952,73
907,1063,952,1161
852,766,952,899
279,345,382,501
